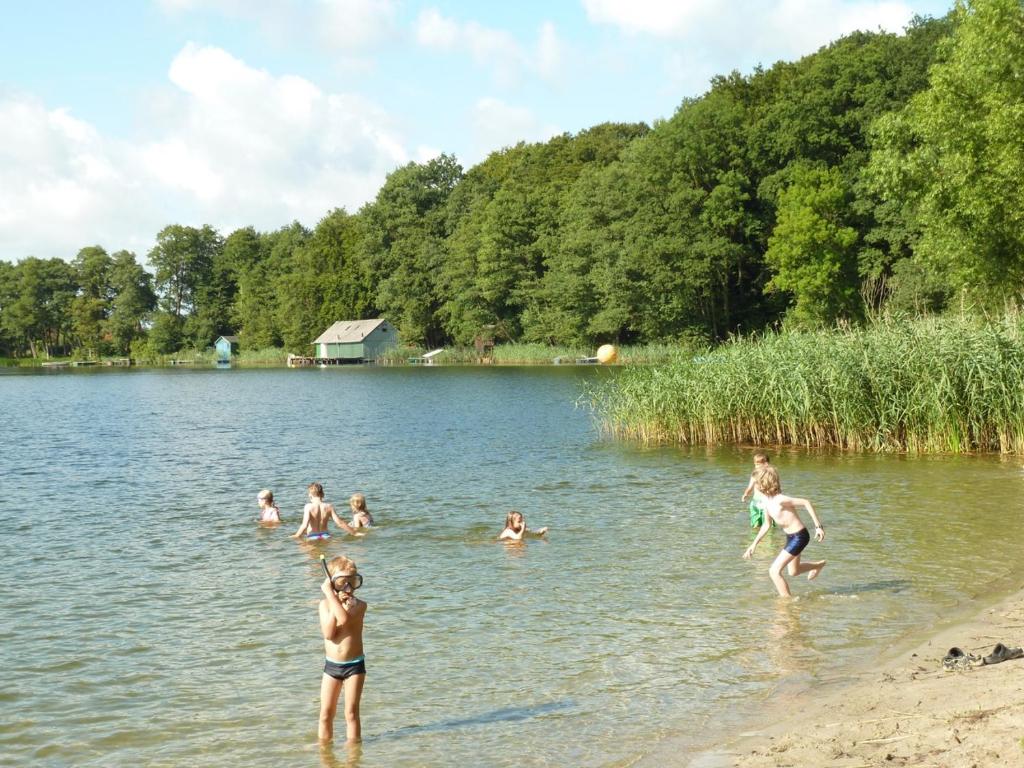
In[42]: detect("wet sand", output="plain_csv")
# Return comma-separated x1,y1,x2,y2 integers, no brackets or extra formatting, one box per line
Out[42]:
691,583,1024,767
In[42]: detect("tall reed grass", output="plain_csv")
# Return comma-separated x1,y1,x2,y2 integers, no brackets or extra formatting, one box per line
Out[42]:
587,317,1024,454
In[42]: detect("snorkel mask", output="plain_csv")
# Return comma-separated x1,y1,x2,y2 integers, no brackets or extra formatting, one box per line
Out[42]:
319,554,363,593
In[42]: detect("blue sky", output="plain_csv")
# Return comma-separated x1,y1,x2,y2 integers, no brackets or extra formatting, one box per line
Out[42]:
0,0,952,262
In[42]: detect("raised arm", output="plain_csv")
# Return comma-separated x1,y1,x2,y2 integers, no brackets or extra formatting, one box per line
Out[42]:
793,497,825,541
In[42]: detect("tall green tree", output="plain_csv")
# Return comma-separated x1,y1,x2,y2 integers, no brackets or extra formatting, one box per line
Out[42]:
4,258,77,357
70,245,114,356
107,250,156,354
360,154,462,346
147,224,224,348
867,0,1024,305
764,164,860,327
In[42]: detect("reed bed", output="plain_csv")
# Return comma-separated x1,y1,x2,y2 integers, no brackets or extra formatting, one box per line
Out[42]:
587,317,1024,454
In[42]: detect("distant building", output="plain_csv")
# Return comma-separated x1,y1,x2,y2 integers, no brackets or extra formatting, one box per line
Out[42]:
215,335,240,360
312,319,398,361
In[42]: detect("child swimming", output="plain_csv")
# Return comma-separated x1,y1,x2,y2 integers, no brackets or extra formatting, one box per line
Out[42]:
348,493,374,529
318,555,367,742
292,483,360,540
498,511,548,541
256,489,282,523
742,465,826,597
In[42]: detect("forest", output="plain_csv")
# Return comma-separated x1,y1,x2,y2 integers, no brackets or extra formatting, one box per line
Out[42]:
1,0,1021,361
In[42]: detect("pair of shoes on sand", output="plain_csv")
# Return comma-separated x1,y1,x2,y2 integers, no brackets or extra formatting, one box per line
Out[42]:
942,643,1023,670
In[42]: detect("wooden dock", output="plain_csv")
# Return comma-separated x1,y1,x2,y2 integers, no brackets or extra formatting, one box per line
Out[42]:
287,354,366,367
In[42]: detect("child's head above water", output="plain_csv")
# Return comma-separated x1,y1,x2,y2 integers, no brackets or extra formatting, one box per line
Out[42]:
326,555,361,593
257,489,274,505
308,482,325,500
753,452,770,467
504,510,525,532
349,493,367,513
753,465,781,496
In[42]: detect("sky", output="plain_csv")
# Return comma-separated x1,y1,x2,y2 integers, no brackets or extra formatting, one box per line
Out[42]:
0,0,953,263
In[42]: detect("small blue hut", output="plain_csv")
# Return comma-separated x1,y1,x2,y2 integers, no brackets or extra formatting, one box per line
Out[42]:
214,335,240,361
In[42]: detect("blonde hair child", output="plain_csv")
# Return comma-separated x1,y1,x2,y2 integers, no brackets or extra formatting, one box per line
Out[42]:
256,489,281,523
318,555,367,742
349,493,374,528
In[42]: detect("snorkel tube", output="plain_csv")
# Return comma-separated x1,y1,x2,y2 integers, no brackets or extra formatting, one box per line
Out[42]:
319,554,335,592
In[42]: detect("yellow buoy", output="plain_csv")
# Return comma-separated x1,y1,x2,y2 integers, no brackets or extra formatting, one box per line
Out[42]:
596,344,618,364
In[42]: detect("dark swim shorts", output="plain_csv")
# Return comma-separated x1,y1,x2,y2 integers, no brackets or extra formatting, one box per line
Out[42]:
783,528,810,556
324,656,366,681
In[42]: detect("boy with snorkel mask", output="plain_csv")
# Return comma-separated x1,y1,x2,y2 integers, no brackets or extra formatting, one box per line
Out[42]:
317,555,367,742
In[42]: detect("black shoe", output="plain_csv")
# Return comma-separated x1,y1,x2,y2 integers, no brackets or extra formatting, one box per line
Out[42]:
942,647,980,670
982,643,1024,665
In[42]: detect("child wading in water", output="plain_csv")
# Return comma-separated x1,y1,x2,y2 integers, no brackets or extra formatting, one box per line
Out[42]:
348,493,374,529
293,483,360,540
498,511,548,541
743,465,826,597
741,452,773,531
256,489,281,523
318,555,367,742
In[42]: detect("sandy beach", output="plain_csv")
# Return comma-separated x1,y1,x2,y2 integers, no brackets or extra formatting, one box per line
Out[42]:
693,584,1024,767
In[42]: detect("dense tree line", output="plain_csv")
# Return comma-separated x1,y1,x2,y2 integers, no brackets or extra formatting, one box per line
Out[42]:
2,1,1020,360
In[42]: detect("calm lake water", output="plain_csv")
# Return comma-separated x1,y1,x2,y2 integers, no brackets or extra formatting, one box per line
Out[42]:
1,366,1022,768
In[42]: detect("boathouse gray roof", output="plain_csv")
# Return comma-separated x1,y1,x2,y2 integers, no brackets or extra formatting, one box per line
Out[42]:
312,319,389,344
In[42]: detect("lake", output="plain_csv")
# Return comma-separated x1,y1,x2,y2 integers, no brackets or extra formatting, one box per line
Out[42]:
1,366,1021,767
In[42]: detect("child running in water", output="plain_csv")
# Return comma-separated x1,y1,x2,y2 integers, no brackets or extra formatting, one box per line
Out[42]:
318,555,367,742
498,511,548,541
256,489,281,523
293,483,359,540
741,452,773,530
348,493,374,529
743,465,826,597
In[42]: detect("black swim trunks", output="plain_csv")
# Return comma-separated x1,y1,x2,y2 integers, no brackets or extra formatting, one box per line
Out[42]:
324,656,366,680
783,528,810,556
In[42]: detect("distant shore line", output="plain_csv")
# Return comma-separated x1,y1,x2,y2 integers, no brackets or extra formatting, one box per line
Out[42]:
0,341,694,369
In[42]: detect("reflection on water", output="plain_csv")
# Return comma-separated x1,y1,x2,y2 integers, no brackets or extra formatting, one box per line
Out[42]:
1,367,1023,767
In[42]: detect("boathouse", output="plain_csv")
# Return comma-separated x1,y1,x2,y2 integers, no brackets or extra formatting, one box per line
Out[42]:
311,319,398,362
215,335,239,360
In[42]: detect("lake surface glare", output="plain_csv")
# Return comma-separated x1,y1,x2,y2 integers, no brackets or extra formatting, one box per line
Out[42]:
1,366,1021,768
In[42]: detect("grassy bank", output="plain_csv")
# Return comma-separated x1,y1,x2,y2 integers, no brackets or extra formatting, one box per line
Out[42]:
378,342,694,365
586,317,1024,454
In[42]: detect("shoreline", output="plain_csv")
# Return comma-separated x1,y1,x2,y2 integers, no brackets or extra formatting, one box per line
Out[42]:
686,581,1024,767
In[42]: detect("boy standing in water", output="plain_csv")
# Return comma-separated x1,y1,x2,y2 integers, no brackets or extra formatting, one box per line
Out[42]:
318,556,367,742
743,465,826,597
293,483,360,540
741,452,772,530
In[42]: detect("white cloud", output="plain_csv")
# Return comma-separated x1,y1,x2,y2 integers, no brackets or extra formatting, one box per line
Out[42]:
470,97,561,162
415,8,566,86
582,0,917,60
156,0,397,51
317,0,397,50
414,8,460,48
0,45,413,260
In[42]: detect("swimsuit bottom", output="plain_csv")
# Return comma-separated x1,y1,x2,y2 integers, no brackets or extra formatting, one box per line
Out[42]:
783,528,810,556
307,531,331,540
324,655,366,681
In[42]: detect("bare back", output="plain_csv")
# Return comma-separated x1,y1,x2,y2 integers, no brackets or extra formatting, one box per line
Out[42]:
305,501,334,533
